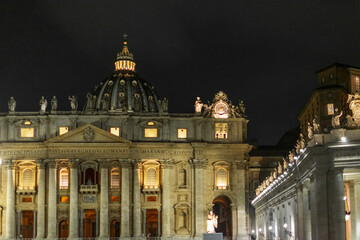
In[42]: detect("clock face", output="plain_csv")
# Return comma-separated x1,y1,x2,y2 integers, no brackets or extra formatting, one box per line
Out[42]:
214,101,229,118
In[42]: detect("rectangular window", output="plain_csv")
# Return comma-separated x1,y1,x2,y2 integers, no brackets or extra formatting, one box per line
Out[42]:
327,103,334,115
111,196,120,202
147,196,157,202
351,75,360,93
215,123,228,139
60,196,69,203
177,128,187,139
145,128,157,138
110,127,120,136
21,128,34,138
59,127,69,135
22,197,32,203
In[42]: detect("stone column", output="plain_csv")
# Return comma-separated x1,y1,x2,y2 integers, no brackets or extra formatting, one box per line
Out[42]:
69,159,79,238
4,160,15,239
161,159,174,237
328,169,346,240
120,159,131,238
17,211,22,238
96,209,99,237
47,160,57,238
235,160,248,239
158,209,161,237
80,210,84,238
36,160,46,239
189,159,208,237
133,160,142,237
310,170,329,240
349,181,356,240
353,180,360,240
297,186,304,240
302,180,311,240
99,160,109,238
142,209,146,237
33,211,37,238
231,204,238,237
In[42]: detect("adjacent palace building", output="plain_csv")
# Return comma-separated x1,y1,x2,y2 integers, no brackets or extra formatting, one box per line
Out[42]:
0,36,252,239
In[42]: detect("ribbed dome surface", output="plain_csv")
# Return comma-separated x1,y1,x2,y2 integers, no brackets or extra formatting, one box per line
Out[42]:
84,35,167,114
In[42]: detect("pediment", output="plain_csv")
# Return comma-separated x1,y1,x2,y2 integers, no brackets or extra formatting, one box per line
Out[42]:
45,124,131,144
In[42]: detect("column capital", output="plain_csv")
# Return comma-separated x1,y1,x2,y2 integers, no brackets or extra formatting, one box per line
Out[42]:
189,158,208,169
98,159,110,168
68,159,79,168
132,159,142,169
120,159,132,168
235,160,248,170
35,160,46,169
160,159,175,169
45,159,57,168
2,159,14,169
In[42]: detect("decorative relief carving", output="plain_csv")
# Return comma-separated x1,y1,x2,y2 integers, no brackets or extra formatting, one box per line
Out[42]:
35,159,46,169
120,159,132,168
98,160,110,168
189,159,208,169
161,159,175,169
68,159,79,168
132,159,142,169
46,159,57,168
83,195,96,203
235,160,247,170
83,127,95,142
2,159,14,169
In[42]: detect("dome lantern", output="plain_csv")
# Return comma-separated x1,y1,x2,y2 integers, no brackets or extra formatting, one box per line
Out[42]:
114,33,136,72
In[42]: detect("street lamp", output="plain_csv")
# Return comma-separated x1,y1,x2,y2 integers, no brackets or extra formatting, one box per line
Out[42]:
283,223,293,237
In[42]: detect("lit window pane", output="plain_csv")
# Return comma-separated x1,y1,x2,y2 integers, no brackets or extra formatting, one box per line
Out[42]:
59,127,69,135
23,169,33,187
147,121,155,126
145,128,157,138
21,128,34,138
327,103,334,115
110,127,120,136
59,168,69,189
111,169,120,188
177,129,187,139
215,123,228,139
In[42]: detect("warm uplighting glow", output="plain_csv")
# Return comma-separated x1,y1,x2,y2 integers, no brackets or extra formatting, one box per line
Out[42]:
24,120,31,125
59,168,69,189
145,128,157,138
110,127,120,136
147,121,155,126
215,123,228,139
115,59,136,71
60,196,69,203
21,128,34,138
59,127,69,136
177,128,187,138
0,158,2,165
345,212,351,221
216,168,227,188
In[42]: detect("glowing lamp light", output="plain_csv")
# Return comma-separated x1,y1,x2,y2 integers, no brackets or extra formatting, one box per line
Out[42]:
0,158,2,165
259,228,262,232
341,136,347,142
251,230,255,234
343,196,347,201
345,212,351,221
283,223,288,229
268,226,273,231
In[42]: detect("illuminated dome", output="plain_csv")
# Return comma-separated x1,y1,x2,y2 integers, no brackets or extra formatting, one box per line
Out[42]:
84,34,167,114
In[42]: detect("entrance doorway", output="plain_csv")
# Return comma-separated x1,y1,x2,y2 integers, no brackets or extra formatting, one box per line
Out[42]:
21,211,34,238
59,220,69,239
110,219,120,238
213,196,232,238
146,209,158,237
83,209,96,238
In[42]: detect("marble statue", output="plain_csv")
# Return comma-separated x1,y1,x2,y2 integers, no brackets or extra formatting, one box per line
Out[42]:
299,133,306,149
39,96,47,112
162,98,168,112
307,122,313,139
277,162,282,174
85,93,93,110
282,158,288,170
295,139,301,155
313,116,320,133
8,96,16,112
206,211,218,233
288,151,295,163
347,92,360,127
194,97,203,113
101,95,109,110
239,100,246,114
332,108,343,128
69,96,78,111
134,93,141,112
51,96,58,111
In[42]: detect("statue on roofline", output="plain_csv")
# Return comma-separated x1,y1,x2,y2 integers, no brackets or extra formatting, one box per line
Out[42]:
307,122,313,139
39,96,47,113
51,96,58,111
313,115,320,133
194,97,203,113
69,95,78,111
8,96,16,112
332,108,343,128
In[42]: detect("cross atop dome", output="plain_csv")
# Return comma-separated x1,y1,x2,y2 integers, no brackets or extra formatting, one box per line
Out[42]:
115,34,135,72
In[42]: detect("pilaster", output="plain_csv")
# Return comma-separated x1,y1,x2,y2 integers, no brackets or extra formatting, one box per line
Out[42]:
4,160,15,239
99,159,109,238
69,159,79,238
46,159,57,238
161,159,175,238
120,159,131,238
35,160,46,239
133,160,142,237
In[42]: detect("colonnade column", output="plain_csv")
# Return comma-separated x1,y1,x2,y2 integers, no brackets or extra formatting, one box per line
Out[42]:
328,169,346,240
47,160,57,238
161,159,174,238
4,160,15,239
231,204,238,237
235,160,248,239
99,160,109,238
302,180,311,240
69,159,79,238
36,160,45,239
354,180,360,240
190,158,208,237
133,160,142,237
297,186,304,240
120,159,131,238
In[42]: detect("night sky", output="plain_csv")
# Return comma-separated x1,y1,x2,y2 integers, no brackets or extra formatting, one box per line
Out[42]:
2,1,360,145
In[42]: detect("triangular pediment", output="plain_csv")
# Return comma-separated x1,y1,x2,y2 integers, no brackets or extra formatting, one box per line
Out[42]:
45,124,131,144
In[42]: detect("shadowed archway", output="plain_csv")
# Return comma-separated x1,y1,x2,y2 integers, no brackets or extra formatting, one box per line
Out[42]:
213,195,232,238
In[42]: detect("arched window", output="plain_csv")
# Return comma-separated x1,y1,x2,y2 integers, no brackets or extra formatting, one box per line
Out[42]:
216,168,227,189
23,169,33,187
111,168,120,188
145,168,156,187
85,168,95,185
59,168,69,189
